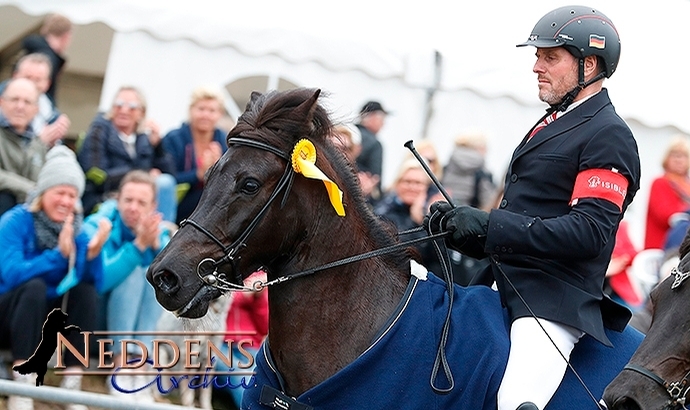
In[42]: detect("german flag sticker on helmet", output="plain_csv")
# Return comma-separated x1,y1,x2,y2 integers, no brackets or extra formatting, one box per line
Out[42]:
589,34,606,49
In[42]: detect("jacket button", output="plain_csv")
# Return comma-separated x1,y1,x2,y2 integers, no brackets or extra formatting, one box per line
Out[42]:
510,174,518,182
501,247,507,252
500,199,508,208
494,246,500,252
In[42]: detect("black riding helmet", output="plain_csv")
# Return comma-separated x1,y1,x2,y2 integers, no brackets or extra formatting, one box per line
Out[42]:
517,5,621,110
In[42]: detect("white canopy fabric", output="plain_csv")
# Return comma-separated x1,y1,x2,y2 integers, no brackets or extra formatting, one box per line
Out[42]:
4,0,690,134
2,0,688,247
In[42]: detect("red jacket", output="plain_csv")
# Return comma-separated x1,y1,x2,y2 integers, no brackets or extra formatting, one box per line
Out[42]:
644,175,690,249
225,289,269,349
608,222,640,306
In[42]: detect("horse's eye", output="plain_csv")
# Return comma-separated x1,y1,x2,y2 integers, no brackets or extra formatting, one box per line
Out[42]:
240,178,261,195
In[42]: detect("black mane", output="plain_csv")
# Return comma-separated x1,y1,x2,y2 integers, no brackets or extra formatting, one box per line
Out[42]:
228,88,410,270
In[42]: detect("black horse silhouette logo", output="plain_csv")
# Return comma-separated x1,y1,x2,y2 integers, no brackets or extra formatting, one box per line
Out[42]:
12,308,81,386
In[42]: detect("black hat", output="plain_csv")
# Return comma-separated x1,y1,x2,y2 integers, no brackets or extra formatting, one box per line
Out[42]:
516,5,620,78
360,100,389,115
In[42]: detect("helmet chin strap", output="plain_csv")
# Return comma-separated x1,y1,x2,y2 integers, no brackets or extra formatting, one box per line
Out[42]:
553,57,607,112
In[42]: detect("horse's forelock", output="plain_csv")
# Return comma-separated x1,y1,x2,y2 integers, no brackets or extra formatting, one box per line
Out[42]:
228,88,331,151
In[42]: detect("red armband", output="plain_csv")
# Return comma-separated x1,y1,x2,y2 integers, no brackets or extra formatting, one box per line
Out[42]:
570,168,628,211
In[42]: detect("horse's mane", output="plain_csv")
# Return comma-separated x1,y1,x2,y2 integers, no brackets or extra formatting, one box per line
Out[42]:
227,88,411,271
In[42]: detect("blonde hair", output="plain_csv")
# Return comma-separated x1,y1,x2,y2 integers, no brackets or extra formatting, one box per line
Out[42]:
105,85,147,119
392,158,428,188
405,139,442,180
28,195,43,212
454,131,488,150
662,135,690,172
189,86,225,110
40,14,72,37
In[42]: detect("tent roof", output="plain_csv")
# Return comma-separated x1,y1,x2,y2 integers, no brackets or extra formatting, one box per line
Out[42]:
2,0,689,134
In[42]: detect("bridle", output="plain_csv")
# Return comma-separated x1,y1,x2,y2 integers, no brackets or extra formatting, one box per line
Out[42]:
179,136,450,292
179,137,295,292
178,135,455,394
621,266,690,409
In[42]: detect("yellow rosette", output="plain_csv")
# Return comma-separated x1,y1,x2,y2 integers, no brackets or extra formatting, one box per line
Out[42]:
291,139,345,216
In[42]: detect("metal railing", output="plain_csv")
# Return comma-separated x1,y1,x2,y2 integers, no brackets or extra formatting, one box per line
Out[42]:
0,379,194,410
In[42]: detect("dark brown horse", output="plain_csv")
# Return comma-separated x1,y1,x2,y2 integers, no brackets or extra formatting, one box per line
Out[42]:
603,235,690,409
148,88,411,396
147,88,642,409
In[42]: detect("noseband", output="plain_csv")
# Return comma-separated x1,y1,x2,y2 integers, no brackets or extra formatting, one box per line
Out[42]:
179,137,294,292
622,266,690,409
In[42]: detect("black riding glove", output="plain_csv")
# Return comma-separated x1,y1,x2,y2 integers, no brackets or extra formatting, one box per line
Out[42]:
428,202,489,244
447,206,489,243
424,201,453,234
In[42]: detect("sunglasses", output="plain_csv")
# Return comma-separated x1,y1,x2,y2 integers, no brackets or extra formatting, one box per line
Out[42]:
114,100,142,110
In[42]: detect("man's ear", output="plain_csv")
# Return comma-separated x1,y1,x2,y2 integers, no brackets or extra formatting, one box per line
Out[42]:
584,55,600,79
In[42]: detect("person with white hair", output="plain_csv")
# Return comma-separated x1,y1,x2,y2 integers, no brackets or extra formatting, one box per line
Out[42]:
77,85,177,221
0,78,47,216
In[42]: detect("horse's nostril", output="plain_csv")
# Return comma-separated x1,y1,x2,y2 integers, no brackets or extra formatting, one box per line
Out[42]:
153,270,180,295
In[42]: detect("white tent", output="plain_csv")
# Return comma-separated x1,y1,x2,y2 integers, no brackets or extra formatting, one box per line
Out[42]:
1,0,688,246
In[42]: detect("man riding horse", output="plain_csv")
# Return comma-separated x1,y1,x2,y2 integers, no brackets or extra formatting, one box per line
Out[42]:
431,5,640,409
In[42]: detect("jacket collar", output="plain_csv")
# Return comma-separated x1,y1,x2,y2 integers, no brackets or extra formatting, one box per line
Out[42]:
0,112,36,142
513,89,611,160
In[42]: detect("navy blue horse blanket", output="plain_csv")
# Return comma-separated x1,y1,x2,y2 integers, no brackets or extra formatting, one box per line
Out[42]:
243,271,643,410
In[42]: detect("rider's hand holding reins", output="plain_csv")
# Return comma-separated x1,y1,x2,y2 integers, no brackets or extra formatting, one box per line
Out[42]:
426,201,489,245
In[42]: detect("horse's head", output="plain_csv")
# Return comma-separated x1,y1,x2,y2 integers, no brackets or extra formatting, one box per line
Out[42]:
147,88,374,318
603,234,690,409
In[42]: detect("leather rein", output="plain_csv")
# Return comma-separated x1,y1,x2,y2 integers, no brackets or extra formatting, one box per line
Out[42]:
179,136,449,292
178,136,455,394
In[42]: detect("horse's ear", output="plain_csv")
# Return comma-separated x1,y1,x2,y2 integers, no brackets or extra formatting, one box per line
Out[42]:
246,91,263,110
294,89,321,123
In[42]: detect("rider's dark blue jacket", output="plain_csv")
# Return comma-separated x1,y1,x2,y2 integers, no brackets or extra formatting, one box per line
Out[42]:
469,89,641,346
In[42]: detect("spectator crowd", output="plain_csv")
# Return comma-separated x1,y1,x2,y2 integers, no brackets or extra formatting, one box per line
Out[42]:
1,10,689,410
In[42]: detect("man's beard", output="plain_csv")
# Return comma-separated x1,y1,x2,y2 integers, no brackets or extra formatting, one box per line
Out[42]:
539,68,578,106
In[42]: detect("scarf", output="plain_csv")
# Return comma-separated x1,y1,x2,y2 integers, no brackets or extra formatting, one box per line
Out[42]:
33,211,83,251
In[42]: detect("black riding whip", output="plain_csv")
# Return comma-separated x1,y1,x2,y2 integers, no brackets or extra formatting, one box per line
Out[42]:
403,140,604,409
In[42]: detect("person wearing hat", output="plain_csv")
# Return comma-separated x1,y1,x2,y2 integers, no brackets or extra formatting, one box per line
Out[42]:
0,146,110,410
428,6,640,410
355,100,388,205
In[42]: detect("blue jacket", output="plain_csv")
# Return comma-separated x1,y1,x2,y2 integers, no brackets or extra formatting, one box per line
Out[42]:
77,114,176,213
0,205,103,298
83,199,171,293
463,89,641,346
244,273,643,410
162,123,227,222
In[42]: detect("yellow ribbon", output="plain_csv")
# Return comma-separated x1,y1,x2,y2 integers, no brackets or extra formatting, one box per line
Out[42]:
291,139,345,216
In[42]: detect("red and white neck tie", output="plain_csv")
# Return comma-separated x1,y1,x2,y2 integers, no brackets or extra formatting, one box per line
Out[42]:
528,111,559,140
